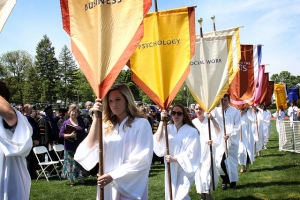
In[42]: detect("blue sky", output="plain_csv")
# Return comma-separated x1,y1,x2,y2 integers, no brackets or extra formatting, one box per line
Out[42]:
0,0,299,77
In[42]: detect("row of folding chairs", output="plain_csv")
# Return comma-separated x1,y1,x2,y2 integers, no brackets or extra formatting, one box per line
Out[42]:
32,144,64,182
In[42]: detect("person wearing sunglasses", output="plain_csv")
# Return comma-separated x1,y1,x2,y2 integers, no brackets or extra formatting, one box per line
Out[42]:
153,104,200,200
192,104,221,200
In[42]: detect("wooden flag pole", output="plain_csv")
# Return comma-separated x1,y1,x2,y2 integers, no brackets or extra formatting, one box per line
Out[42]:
221,99,229,157
97,112,104,200
207,118,215,191
211,15,228,158
163,116,173,200
198,17,215,191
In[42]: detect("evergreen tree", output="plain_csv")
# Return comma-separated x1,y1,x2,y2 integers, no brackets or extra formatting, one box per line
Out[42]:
35,35,59,103
23,65,41,103
58,45,78,104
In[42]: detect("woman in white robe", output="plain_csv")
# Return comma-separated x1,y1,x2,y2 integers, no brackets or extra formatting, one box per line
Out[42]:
153,104,200,200
259,105,271,149
238,107,254,172
0,82,33,200
247,106,264,156
192,104,221,200
74,84,153,200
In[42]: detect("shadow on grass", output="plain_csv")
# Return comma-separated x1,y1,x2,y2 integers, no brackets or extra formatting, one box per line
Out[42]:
149,164,165,177
222,196,300,200
222,196,261,200
238,181,300,189
82,179,97,186
250,165,296,172
257,153,285,157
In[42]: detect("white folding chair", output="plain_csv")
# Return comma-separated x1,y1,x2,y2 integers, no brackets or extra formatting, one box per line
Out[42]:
33,146,61,182
53,144,64,166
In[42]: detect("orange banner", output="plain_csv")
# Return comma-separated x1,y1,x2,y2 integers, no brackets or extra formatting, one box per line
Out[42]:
228,45,261,108
129,7,195,109
259,73,269,105
263,81,274,107
60,0,151,98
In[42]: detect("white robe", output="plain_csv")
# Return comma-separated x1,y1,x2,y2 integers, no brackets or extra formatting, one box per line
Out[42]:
0,110,32,200
215,106,241,183
74,117,153,200
247,109,264,152
153,124,200,200
288,106,299,121
262,110,271,144
192,117,221,194
238,112,255,165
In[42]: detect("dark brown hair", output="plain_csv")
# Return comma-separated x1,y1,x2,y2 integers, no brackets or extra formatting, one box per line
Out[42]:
0,81,11,101
169,104,198,133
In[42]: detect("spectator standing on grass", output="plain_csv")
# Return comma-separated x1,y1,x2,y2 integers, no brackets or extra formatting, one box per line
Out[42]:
288,101,298,122
0,81,32,200
23,104,41,179
59,104,88,186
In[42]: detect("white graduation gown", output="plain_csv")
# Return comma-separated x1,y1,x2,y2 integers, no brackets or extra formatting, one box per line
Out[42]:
262,110,271,144
238,112,255,165
153,124,200,200
215,106,241,183
74,117,153,200
248,109,264,152
0,110,33,200
192,117,221,194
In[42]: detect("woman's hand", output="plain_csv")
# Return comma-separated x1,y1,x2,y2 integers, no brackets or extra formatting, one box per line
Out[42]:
161,110,167,118
206,140,213,145
223,135,229,141
91,99,103,117
165,155,177,163
206,112,213,120
97,173,113,188
70,131,77,139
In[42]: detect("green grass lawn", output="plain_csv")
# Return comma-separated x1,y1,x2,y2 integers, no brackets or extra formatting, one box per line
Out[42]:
30,121,300,200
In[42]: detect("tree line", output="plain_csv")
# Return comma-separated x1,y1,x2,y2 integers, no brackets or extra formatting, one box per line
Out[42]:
0,35,193,107
0,34,298,107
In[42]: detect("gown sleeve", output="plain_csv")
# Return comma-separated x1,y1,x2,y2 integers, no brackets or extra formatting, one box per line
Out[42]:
0,110,32,157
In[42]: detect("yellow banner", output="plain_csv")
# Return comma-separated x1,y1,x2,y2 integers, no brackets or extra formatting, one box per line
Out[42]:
129,7,195,109
61,0,151,98
274,83,288,110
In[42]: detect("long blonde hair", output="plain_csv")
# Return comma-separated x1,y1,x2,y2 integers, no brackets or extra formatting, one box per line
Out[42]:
102,84,143,134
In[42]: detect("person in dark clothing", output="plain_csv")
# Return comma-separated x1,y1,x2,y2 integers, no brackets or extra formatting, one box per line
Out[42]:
149,105,164,165
23,104,40,179
37,106,60,161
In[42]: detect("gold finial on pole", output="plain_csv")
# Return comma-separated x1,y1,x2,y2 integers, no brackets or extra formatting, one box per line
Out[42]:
211,15,216,31
198,18,203,38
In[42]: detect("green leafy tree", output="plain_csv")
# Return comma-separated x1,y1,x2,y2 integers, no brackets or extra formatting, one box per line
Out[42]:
35,35,59,103
0,50,33,104
58,45,78,104
271,71,300,88
75,70,96,103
